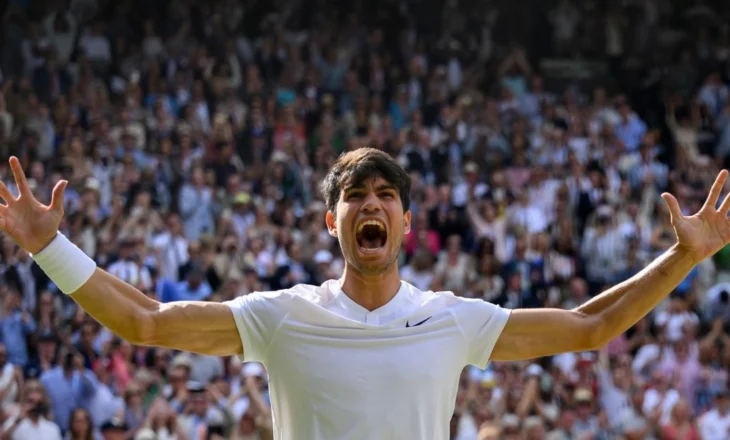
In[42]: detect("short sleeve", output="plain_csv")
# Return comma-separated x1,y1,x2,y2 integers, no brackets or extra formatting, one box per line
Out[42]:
452,298,511,368
224,291,289,364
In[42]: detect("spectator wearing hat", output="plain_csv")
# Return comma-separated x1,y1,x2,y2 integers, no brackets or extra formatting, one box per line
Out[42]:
228,192,255,241
571,388,600,438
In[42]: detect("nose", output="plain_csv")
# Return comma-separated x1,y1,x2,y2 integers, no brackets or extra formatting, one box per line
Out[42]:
360,192,381,212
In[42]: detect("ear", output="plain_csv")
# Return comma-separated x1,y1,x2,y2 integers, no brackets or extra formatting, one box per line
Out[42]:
325,211,338,238
403,210,412,235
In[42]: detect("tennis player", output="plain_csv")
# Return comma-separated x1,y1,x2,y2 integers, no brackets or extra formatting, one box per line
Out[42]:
1,149,729,439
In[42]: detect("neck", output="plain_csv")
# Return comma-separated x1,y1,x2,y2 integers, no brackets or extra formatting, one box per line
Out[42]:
339,263,402,311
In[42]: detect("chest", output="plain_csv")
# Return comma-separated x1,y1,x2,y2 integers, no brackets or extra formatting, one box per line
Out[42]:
15,420,57,440
266,322,467,402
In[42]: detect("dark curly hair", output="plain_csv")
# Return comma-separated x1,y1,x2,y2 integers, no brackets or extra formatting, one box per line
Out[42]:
321,148,411,214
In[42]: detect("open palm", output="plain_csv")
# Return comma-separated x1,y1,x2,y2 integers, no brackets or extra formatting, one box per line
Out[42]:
661,169,730,263
0,157,67,254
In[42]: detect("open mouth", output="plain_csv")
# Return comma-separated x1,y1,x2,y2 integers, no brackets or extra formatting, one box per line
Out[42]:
356,219,387,251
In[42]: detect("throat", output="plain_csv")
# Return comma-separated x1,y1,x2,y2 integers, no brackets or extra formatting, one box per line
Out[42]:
340,264,402,311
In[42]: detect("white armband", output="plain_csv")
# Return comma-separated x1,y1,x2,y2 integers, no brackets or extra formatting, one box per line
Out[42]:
30,232,97,295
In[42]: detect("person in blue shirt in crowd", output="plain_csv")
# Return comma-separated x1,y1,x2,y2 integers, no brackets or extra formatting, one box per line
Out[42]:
40,350,98,434
0,288,36,368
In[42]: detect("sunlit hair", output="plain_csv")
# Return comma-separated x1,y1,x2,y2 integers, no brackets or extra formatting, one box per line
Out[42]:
321,148,411,214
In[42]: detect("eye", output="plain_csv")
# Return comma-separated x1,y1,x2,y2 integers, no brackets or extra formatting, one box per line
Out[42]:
345,192,362,201
380,192,395,199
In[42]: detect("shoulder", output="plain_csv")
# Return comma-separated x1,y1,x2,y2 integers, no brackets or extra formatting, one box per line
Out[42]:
420,287,496,309
225,282,332,313
42,419,61,435
38,369,54,381
405,284,509,321
698,409,717,423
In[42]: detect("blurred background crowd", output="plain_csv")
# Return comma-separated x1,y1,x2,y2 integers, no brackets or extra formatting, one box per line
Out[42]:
2,0,730,438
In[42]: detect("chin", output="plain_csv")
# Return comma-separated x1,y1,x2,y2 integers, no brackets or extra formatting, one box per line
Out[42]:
350,246,397,275
354,262,391,276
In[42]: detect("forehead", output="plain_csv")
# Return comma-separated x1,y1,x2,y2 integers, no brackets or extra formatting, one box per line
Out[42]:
341,176,395,193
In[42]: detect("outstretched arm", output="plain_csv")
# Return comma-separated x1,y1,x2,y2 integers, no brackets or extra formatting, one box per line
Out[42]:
492,170,730,362
0,157,242,357
70,269,242,356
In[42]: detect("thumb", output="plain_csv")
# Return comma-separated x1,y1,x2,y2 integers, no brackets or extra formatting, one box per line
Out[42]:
49,180,68,214
661,192,683,221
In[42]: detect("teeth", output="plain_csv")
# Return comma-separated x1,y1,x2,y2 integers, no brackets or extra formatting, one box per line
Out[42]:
356,220,386,233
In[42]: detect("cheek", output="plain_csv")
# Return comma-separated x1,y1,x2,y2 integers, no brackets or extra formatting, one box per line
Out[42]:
336,211,352,239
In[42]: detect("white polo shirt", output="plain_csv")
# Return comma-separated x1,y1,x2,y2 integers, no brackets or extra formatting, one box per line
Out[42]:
225,280,510,440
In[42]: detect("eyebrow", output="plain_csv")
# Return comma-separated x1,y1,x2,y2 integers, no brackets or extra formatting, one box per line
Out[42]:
344,183,397,193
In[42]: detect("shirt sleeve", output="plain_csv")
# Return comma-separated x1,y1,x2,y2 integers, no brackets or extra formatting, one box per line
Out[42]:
224,291,289,364
452,298,511,368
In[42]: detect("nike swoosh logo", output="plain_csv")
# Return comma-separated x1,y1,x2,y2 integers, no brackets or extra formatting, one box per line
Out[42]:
406,317,432,328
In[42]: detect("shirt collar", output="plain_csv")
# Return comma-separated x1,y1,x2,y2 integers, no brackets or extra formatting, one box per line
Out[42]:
325,280,412,325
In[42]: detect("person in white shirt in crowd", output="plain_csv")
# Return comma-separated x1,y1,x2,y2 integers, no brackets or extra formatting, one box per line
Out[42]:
698,390,730,440
1,380,62,440
106,238,152,293
0,343,21,417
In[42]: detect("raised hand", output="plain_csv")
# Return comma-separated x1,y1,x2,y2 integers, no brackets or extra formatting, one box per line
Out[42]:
661,169,730,263
0,157,67,254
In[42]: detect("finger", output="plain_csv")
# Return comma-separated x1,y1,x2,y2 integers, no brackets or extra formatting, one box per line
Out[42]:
720,191,730,215
0,180,14,205
661,192,683,221
49,180,67,213
8,157,31,198
703,169,729,210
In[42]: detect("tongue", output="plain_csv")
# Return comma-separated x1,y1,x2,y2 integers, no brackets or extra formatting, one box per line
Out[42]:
361,236,383,249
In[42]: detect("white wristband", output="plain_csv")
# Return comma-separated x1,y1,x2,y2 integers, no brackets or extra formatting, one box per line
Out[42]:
30,232,97,295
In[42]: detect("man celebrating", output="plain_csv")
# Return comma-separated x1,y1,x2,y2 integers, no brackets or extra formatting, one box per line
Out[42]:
1,148,729,439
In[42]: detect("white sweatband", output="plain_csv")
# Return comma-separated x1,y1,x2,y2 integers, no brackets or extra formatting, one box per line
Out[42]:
30,232,97,295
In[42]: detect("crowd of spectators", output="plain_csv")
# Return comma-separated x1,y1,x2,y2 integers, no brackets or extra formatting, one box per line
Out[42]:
2,0,730,438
